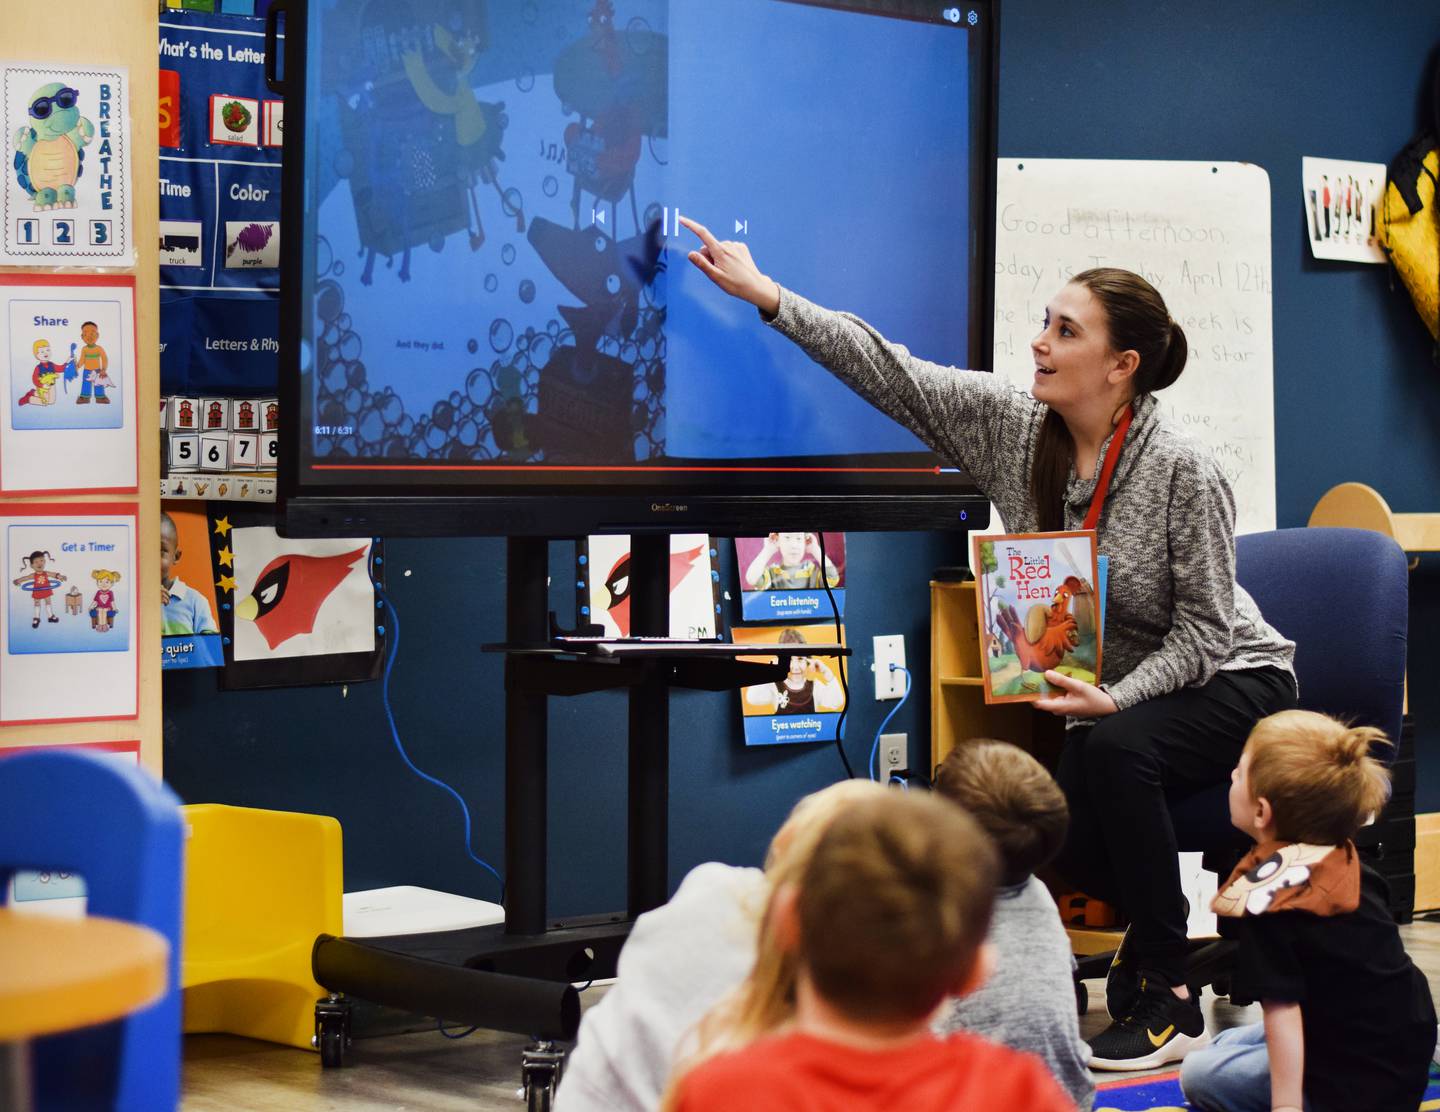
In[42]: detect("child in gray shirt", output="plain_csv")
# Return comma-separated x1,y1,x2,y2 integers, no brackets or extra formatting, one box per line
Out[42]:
932,738,1095,1110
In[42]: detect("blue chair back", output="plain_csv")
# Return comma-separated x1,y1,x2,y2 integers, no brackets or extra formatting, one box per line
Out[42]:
1236,527,1407,747
0,749,185,1112
1172,527,1408,850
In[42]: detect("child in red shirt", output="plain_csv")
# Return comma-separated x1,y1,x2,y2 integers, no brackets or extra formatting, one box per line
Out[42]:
665,793,1074,1112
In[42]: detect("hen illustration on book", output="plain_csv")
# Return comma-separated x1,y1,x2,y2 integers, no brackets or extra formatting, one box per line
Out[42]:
972,530,1102,704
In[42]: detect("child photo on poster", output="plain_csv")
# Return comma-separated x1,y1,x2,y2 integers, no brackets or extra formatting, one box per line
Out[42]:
581,534,721,639
0,505,138,723
736,532,844,621
0,274,138,493
973,531,1102,705
733,623,846,746
161,502,222,670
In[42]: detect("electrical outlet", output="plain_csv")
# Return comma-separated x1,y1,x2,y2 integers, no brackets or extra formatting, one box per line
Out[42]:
880,733,908,783
872,634,907,699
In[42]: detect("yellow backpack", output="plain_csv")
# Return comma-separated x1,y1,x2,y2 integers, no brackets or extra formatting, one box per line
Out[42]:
1380,136,1438,342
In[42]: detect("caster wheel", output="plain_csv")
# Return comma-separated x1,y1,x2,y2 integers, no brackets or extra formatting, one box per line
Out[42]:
1074,979,1089,1015
319,1027,346,1068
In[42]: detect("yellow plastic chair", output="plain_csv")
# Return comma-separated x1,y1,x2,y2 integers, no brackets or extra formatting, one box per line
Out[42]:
181,803,342,1051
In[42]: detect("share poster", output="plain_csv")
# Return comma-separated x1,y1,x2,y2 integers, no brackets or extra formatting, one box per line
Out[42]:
580,534,721,639
161,501,222,669
733,622,846,747
735,531,845,621
158,10,282,394
0,63,134,267
0,273,138,494
0,505,138,724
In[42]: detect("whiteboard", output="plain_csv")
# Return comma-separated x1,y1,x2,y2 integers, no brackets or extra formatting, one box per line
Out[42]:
992,159,1276,534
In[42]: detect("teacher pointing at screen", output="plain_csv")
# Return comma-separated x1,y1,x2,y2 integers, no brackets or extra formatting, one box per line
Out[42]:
680,215,1297,1072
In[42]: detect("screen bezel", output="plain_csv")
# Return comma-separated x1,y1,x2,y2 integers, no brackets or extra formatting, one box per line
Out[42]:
276,0,1000,537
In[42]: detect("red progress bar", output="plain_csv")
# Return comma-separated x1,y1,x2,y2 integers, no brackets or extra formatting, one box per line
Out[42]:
312,463,943,474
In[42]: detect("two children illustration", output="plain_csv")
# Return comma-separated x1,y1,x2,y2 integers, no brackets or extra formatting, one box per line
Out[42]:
18,321,111,408
13,550,120,632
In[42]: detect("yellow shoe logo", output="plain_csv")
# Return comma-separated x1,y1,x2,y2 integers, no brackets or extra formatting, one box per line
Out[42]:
1146,1025,1174,1048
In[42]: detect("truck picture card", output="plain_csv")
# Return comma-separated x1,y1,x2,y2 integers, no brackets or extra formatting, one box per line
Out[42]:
972,530,1102,705
0,273,138,494
0,63,134,266
0,504,138,724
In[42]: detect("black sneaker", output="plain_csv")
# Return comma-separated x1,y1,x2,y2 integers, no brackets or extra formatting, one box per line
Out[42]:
1104,924,1141,1021
1106,895,1190,1021
1088,977,1208,1071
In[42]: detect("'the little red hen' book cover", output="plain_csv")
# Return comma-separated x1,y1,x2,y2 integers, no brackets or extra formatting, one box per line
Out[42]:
972,531,1102,704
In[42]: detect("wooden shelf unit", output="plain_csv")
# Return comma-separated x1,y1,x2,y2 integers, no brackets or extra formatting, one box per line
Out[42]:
930,580,1064,773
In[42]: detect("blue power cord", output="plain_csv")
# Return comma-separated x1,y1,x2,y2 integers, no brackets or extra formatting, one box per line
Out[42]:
380,595,505,901
869,664,912,783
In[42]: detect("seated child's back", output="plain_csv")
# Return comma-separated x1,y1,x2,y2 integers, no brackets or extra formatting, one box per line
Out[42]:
667,793,1075,1112
932,740,1094,1109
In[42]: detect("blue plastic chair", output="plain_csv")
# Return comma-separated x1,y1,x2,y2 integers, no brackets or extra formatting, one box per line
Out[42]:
0,749,185,1112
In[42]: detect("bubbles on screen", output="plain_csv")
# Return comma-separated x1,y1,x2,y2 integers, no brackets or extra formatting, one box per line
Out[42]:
489,318,514,353
519,279,536,304
501,245,516,266
467,337,479,354
606,274,621,295
316,237,333,279
501,188,524,218
316,281,343,323
516,69,536,93
542,175,559,198
484,273,500,292
594,235,608,253
626,17,655,53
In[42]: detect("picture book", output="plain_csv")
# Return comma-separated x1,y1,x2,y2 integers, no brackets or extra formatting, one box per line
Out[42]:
972,530,1102,704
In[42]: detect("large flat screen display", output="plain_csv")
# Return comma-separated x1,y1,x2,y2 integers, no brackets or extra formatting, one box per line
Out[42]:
279,0,997,536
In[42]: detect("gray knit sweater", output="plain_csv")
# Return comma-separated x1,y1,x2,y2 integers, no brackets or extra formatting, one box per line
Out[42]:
765,287,1295,710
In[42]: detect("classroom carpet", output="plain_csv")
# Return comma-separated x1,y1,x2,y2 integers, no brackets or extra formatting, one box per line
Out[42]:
1094,1066,1440,1111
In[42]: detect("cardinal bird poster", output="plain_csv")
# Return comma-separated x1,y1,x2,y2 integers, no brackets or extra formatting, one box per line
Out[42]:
735,532,845,621
580,534,720,640
209,512,384,690
973,531,1102,704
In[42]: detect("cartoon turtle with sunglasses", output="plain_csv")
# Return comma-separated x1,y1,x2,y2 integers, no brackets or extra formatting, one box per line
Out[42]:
13,83,94,211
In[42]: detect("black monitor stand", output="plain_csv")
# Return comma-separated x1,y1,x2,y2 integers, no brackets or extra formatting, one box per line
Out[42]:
309,533,847,1104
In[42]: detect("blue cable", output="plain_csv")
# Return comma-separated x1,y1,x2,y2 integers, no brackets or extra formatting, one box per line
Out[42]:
869,664,912,782
380,595,505,901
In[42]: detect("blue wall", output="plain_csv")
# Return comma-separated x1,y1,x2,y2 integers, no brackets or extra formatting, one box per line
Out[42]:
164,0,1440,909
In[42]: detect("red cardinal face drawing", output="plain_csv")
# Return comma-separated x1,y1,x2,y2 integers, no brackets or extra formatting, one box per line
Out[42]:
235,545,368,650
604,542,705,636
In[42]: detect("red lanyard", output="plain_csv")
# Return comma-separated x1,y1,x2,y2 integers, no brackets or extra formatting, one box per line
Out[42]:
1082,404,1134,532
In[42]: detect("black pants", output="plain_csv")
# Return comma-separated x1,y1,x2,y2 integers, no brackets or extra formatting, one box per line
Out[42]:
1053,666,1297,985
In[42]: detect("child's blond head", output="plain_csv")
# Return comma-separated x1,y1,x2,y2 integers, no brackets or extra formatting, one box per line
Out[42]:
797,792,998,1023
1245,709,1391,845
933,738,1068,885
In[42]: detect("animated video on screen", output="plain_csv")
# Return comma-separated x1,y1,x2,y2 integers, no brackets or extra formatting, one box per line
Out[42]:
304,0,974,474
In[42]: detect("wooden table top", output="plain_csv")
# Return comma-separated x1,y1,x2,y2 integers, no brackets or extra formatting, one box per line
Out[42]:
0,907,168,1041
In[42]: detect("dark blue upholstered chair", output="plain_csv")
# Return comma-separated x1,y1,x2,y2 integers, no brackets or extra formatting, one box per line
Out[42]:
1076,527,1408,1002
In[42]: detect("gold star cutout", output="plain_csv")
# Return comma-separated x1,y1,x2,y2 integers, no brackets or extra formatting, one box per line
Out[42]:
213,516,232,538
217,546,234,569
216,573,237,593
